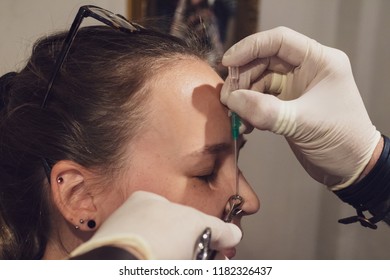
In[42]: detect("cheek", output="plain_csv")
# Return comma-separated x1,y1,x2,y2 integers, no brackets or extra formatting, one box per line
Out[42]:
179,164,237,217
118,151,236,218
126,172,233,218
97,188,127,223
180,183,227,216
121,169,174,199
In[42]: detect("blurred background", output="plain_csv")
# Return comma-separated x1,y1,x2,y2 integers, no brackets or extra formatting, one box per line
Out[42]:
1,0,390,259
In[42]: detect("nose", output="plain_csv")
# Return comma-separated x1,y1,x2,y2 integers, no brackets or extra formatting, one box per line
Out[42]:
237,172,260,216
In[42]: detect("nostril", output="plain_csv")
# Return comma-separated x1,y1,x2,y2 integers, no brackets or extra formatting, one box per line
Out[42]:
223,194,244,222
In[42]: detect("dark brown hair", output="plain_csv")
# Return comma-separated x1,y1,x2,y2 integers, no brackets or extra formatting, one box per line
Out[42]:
0,24,212,259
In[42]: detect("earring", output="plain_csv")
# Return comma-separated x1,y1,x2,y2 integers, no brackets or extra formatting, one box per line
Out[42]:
57,176,64,184
75,219,94,230
87,220,96,229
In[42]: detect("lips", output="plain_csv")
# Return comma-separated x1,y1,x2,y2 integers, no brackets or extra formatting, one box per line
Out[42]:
221,247,236,259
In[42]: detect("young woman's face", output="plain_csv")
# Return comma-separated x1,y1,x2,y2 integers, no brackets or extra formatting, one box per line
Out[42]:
119,58,259,239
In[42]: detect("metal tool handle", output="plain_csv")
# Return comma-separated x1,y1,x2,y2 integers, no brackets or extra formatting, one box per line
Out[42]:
193,227,217,260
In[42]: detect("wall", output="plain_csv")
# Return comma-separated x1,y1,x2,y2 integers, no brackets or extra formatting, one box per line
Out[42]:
236,0,390,259
0,0,126,75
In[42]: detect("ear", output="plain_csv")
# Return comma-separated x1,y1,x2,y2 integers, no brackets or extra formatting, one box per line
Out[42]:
50,160,98,232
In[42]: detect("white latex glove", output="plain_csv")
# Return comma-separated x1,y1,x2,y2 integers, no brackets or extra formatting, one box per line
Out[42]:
70,191,241,260
221,26,380,190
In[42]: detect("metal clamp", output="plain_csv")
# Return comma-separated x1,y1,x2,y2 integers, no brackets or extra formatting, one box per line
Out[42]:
223,194,244,223
193,227,216,260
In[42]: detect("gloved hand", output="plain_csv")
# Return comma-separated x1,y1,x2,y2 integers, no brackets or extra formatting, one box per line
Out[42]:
70,191,241,259
221,26,381,190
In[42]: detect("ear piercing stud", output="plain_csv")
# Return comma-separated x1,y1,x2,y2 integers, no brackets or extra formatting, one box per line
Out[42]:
74,219,96,230
57,177,63,184
87,220,96,229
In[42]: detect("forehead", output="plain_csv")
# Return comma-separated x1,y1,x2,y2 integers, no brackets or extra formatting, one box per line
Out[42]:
143,59,230,152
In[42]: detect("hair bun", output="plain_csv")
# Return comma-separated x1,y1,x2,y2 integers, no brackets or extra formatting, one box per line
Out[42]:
0,72,17,111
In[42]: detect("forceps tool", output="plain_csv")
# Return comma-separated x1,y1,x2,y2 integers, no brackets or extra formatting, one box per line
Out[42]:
193,227,216,260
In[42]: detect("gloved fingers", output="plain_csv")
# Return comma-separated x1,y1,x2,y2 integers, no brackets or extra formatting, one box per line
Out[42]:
235,57,292,90
222,57,292,95
249,71,288,97
222,70,287,103
221,58,268,101
266,56,295,73
221,68,269,105
236,58,269,90
222,26,311,68
225,111,254,135
125,191,242,247
207,222,242,250
239,119,254,135
224,89,283,131
222,70,288,106
236,56,294,83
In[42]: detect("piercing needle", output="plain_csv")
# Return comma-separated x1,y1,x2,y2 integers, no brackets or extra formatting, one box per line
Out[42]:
228,66,241,196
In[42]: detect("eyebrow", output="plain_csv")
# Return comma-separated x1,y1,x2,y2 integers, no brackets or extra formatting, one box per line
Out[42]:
198,143,231,156
190,138,247,157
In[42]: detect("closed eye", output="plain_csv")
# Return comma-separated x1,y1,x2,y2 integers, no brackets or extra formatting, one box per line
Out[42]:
197,172,216,182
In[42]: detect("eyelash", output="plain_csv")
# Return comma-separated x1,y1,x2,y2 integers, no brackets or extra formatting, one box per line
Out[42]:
197,171,217,183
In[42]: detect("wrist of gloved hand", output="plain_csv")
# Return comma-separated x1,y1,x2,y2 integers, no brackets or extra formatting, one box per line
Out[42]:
335,135,390,229
70,191,242,260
